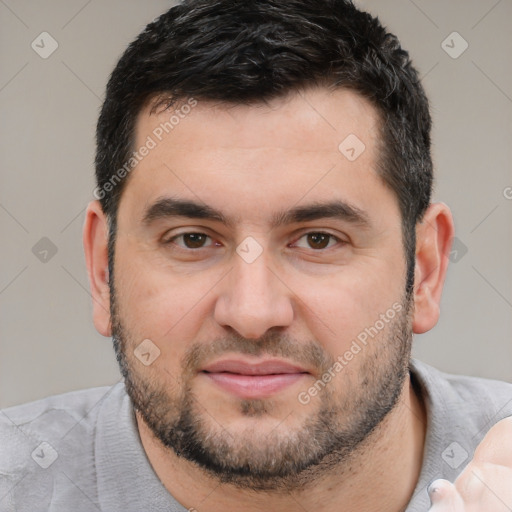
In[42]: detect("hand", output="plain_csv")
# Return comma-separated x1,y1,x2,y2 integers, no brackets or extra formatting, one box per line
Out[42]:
428,417,512,511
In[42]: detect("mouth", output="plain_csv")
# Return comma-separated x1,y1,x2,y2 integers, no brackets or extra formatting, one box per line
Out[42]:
200,358,310,399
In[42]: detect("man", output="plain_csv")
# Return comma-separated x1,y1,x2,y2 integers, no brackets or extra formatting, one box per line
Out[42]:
1,1,511,511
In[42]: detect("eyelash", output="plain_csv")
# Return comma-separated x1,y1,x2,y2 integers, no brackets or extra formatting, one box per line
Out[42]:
163,231,345,252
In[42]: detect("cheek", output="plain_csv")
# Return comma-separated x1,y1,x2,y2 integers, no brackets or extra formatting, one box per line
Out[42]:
295,259,404,347
113,230,406,363
113,244,221,355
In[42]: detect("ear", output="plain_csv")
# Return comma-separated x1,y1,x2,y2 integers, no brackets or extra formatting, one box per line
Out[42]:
83,200,112,337
412,202,455,334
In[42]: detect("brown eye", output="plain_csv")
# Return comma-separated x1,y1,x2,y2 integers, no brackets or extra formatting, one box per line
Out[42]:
182,233,208,248
306,233,331,250
166,232,214,249
292,232,340,250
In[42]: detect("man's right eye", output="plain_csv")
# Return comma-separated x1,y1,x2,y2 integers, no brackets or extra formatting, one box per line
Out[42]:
163,232,220,250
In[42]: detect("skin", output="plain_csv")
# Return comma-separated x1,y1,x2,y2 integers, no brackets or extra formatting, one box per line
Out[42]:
83,86,454,512
428,417,512,512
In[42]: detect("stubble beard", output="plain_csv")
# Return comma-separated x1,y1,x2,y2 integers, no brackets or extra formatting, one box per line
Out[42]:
110,279,414,492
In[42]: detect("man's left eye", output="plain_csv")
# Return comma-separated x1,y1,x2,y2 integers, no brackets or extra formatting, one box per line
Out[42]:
292,232,341,250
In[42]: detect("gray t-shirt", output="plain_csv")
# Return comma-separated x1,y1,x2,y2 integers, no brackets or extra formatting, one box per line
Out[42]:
1,359,511,511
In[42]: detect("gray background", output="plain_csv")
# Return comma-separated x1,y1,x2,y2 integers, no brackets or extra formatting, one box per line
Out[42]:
1,0,511,408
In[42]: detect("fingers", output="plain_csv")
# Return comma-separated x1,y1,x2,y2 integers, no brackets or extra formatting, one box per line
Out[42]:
428,479,465,511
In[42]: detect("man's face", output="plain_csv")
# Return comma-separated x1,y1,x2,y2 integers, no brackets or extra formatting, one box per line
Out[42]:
109,87,413,489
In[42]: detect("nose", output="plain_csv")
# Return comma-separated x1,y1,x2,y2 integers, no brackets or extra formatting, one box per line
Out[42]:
213,249,294,339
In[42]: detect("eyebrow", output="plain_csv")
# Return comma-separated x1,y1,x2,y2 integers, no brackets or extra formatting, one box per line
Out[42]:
142,196,371,230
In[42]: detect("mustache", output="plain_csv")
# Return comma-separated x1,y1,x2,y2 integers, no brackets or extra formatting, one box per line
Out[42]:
181,330,335,376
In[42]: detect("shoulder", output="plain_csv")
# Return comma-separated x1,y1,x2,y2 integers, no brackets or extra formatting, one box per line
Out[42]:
411,358,512,399
410,358,512,430
0,385,118,428
0,383,125,507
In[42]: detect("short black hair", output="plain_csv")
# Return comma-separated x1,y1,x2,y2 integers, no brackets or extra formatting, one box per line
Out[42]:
95,0,433,296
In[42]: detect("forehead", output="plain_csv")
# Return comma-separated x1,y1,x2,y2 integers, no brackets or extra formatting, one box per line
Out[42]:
119,87,395,228
139,87,380,153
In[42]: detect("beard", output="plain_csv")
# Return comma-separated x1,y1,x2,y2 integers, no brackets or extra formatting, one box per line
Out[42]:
110,276,414,492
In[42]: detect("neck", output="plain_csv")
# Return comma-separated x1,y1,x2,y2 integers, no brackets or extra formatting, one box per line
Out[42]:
137,375,426,512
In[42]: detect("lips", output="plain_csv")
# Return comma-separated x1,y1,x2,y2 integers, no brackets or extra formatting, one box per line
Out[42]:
202,359,308,375
200,358,309,399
